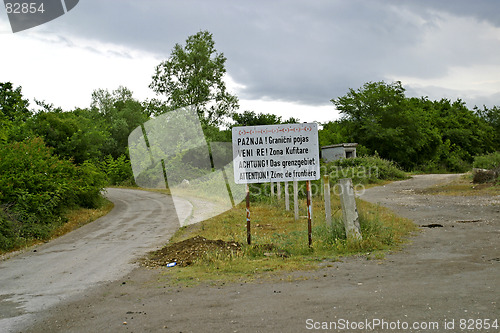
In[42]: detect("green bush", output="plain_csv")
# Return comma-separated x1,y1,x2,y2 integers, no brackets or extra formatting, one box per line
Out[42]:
322,155,407,185
0,138,107,251
249,155,407,202
473,151,500,170
96,155,135,186
0,207,23,250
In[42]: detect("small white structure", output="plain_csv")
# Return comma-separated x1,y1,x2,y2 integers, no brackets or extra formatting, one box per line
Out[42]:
321,143,358,162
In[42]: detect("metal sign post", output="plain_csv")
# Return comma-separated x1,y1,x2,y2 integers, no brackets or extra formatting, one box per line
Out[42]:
246,184,251,245
306,180,312,247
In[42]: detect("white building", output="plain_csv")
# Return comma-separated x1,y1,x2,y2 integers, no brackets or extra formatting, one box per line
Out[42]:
321,143,358,162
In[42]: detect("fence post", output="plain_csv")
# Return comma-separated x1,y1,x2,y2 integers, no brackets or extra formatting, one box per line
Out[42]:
293,180,299,220
338,178,362,239
324,175,332,227
285,181,290,211
306,180,312,247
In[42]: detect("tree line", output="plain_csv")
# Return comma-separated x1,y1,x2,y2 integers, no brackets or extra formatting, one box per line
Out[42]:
323,81,499,172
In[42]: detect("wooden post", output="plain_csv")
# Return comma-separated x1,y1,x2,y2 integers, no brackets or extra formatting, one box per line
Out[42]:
270,181,274,197
306,180,312,247
338,178,362,240
246,184,251,245
293,180,299,220
277,182,281,200
285,181,290,211
320,176,323,198
324,175,332,227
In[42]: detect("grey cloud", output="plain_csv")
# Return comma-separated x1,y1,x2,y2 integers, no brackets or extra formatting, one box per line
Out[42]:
405,84,500,110
40,0,500,107
393,0,500,27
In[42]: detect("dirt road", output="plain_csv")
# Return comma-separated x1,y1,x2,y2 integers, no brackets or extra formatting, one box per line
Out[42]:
0,188,193,333
11,175,500,332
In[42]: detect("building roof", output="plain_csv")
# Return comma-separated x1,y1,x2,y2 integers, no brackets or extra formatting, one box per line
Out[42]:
321,143,358,149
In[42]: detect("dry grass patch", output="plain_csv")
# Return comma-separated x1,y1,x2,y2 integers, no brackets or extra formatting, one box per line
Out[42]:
53,200,114,239
418,174,500,196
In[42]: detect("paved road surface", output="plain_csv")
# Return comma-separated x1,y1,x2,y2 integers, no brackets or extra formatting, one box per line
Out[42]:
0,188,189,333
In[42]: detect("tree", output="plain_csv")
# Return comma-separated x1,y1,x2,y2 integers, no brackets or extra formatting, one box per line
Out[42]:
318,119,352,147
27,110,109,164
329,81,497,171
476,105,500,150
331,81,441,169
231,110,299,127
0,82,30,122
0,82,31,142
150,30,239,126
90,86,149,158
430,99,495,170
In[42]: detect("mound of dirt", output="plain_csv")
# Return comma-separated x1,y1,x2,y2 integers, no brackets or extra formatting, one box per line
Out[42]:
472,167,499,183
144,236,241,267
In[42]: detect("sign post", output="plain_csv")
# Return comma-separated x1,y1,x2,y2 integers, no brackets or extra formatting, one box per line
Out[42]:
306,180,312,247
293,180,299,220
284,181,290,211
324,175,332,227
246,184,251,245
232,123,320,246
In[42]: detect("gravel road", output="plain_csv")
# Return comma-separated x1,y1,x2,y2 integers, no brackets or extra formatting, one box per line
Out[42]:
6,175,500,333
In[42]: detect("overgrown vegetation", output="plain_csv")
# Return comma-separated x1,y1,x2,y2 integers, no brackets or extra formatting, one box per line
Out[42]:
472,151,500,185
154,194,416,285
321,155,407,184
473,151,500,170
323,81,499,172
418,173,500,196
147,156,412,284
249,155,407,202
0,138,107,251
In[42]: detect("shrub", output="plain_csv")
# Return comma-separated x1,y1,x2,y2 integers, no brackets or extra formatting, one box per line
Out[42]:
0,138,107,251
249,155,407,202
98,155,135,186
322,155,407,185
473,151,500,170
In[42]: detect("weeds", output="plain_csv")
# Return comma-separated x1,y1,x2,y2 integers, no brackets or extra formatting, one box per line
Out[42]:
418,173,500,196
159,193,416,285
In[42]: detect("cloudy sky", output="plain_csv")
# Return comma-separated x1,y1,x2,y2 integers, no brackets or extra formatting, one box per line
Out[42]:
1,0,500,123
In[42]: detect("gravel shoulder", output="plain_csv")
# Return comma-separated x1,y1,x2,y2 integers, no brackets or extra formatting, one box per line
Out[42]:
20,175,500,333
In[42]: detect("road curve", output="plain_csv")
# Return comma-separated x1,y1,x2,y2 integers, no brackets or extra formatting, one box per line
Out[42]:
0,188,190,333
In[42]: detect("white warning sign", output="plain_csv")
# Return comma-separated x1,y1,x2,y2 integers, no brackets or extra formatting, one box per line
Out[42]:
232,123,320,184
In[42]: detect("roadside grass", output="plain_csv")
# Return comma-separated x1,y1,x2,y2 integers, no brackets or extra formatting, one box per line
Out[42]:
157,193,417,286
419,173,500,196
0,199,114,257
51,199,114,239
